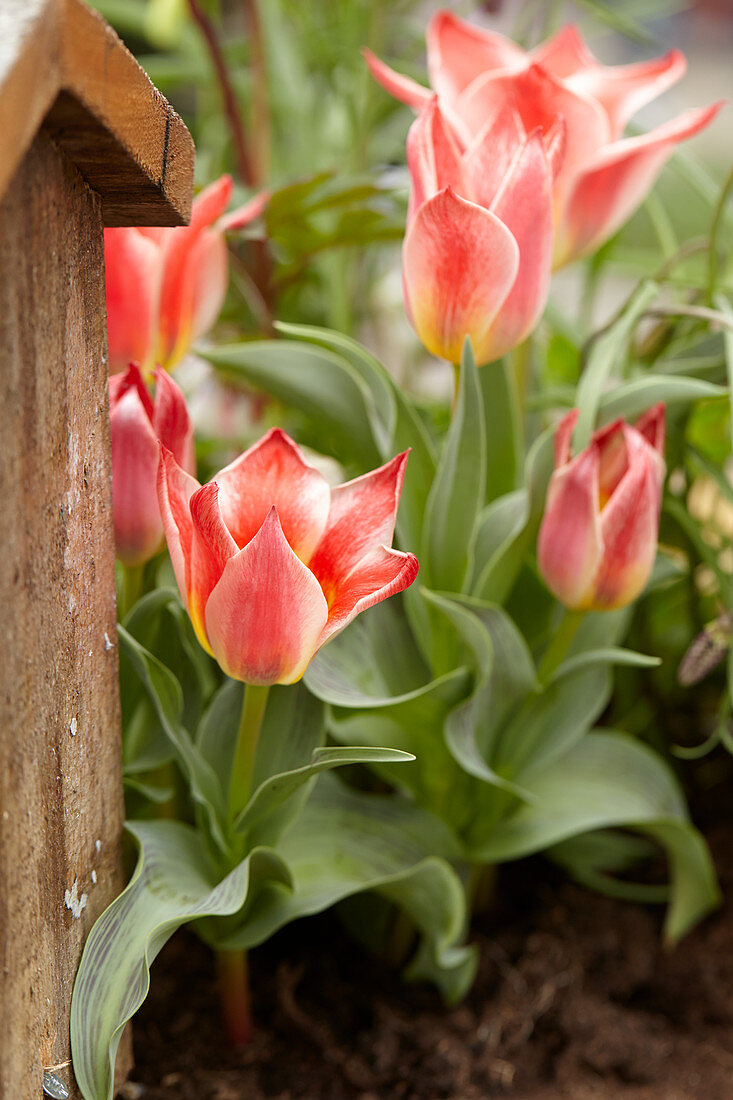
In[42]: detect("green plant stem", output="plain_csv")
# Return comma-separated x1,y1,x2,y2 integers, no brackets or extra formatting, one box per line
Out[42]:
708,163,733,304
216,948,252,1047
538,609,586,684
119,563,145,620
228,683,270,822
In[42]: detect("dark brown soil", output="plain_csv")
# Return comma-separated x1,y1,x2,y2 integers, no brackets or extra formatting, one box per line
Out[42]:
121,809,733,1100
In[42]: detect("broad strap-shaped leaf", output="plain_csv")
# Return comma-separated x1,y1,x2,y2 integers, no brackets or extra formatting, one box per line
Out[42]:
422,339,486,592
235,745,415,842
470,731,721,941
71,822,291,1100
479,357,523,502
118,626,229,856
598,374,725,422
205,340,382,467
549,646,661,682
212,773,474,998
573,280,659,450
423,591,537,800
275,321,437,550
473,428,555,603
305,600,430,706
470,489,527,591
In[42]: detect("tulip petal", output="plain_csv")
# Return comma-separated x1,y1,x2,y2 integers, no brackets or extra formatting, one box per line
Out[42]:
462,104,526,209
218,189,270,231
554,408,579,467
104,228,161,374
594,418,629,505
426,10,525,103
406,99,465,219
593,432,664,608
530,23,595,79
204,508,329,685
485,130,554,358
456,64,611,196
157,226,229,369
309,452,409,601
402,186,520,364
557,102,723,264
568,49,687,137
109,362,154,420
110,386,162,567
537,444,603,609
157,445,201,609
215,427,331,563
188,483,238,651
362,47,433,110
634,402,666,455
189,175,234,230
319,546,419,647
152,368,195,474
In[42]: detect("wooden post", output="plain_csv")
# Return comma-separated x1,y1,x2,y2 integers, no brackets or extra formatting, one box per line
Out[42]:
0,3,194,1097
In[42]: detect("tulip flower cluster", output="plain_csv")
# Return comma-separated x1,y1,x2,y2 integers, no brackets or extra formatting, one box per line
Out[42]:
538,405,666,611
368,10,720,360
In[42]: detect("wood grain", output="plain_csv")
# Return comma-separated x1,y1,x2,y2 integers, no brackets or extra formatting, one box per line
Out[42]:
0,0,194,226
0,133,128,1100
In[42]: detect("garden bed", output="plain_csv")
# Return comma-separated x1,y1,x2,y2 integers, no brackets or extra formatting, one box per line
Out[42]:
123,789,733,1100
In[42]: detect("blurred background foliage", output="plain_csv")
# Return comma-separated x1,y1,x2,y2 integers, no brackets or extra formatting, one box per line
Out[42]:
95,0,733,783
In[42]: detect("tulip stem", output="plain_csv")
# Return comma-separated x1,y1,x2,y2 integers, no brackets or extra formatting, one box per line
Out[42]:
119,563,145,620
228,683,270,823
538,609,585,684
216,947,252,1047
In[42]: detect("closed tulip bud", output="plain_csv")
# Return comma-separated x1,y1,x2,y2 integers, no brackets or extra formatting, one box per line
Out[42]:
110,364,195,567
104,176,268,375
537,405,666,611
402,97,556,364
366,12,722,267
157,428,419,685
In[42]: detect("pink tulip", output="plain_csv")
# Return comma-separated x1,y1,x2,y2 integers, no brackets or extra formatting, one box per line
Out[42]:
110,364,195,567
537,405,666,610
402,97,556,364
366,12,722,266
157,428,419,685
105,176,268,375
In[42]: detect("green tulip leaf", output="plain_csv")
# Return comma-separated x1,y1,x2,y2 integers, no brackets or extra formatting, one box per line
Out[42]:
470,731,721,941
70,821,291,1100
548,646,661,682
214,773,474,999
599,374,725,423
480,357,523,501
117,626,229,856
422,339,486,592
573,280,659,450
274,321,437,548
470,489,528,591
235,745,415,842
205,340,381,467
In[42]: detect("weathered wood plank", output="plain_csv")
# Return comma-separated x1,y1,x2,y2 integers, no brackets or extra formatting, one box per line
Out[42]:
0,0,194,226
0,132,128,1100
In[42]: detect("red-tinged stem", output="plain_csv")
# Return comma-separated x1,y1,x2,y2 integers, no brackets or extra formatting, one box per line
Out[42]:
242,0,270,185
187,0,254,187
216,948,252,1047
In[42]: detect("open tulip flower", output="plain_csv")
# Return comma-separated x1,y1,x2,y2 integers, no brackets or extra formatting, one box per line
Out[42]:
109,363,195,567
158,428,419,685
538,404,666,611
105,175,268,375
366,11,722,266
402,96,556,364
